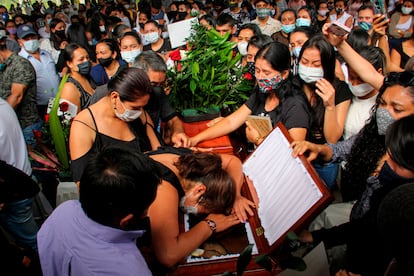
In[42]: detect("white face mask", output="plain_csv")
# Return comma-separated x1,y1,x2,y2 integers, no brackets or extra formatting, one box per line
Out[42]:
99,25,106,32
237,41,248,56
298,64,324,83
402,6,413,15
23,39,40,53
114,100,142,122
348,82,374,97
121,49,141,64
144,32,160,44
179,195,202,215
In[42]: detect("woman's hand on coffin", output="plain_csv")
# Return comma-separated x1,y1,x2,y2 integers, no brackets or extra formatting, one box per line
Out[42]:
205,213,241,232
233,195,255,223
290,141,321,162
245,121,261,145
298,229,313,243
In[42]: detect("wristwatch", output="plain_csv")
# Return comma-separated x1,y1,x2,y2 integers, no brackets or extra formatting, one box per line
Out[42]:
204,219,217,233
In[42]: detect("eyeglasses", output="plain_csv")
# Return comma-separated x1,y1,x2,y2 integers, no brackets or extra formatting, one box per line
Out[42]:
384,71,414,87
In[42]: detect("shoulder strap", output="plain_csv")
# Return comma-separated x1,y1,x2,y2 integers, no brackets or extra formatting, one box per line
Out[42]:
86,108,98,132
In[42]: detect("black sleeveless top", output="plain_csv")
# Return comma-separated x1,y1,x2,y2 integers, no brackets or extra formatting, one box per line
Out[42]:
67,77,96,111
71,108,141,181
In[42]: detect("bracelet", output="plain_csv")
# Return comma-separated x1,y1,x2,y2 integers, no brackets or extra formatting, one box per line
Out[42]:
204,219,217,233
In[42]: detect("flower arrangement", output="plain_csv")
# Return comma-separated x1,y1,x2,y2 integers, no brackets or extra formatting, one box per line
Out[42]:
29,74,72,179
167,23,253,119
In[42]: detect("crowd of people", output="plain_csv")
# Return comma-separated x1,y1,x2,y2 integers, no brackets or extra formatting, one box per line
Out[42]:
1,0,414,275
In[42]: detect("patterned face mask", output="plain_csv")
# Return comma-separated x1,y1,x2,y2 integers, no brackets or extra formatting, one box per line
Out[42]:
257,74,283,93
376,107,396,135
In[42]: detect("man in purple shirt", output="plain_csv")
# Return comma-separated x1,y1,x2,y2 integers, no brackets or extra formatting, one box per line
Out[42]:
37,147,161,276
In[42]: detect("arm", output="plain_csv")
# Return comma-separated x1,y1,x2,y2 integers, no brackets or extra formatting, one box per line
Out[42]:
68,114,95,161
168,116,190,147
148,181,239,267
323,24,385,91
220,154,255,222
189,104,252,146
291,140,333,162
390,48,403,70
7,83,26,108
60,82,81,113
141,111,162,151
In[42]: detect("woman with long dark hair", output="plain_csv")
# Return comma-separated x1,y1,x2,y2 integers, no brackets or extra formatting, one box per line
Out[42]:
39,18,67,72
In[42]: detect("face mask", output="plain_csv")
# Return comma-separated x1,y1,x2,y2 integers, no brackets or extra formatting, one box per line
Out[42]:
256,8,270,19
292,46,302,58
247,61,255,77
402,7,413,14
178,11,188,20
376,107,396,135
55,30,66,40
358,21,372,31
179,195,201,215
47,18,52,25
296,18,311,27
257,74,283,93
378,161,414,188
281,24,295,34
336,7,343,14
64,8,70,14
7,27,17,35
229,2,238,9
114,100,142,122
144,32,160,43
98,56,113,67
237,41,248,56
99,25,106,32
139,22,145,29
167,11,177,20
124,4,130,9
23,39,40,53
270,9,276,17
298,64,324,83
121,49,141,63
348,82,374,97
0,63,6,71
77,60,91,75
318,9,328,16
88,40,93,46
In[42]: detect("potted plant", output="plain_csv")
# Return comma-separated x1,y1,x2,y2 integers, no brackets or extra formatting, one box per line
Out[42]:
167,23,253,123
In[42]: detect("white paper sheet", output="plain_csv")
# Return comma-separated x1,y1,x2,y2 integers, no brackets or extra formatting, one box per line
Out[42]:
243,127,322,246
167,18,198,49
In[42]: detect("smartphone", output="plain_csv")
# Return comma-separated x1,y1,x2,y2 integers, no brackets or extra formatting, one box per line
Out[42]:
328,21,351,36
370,0,388,20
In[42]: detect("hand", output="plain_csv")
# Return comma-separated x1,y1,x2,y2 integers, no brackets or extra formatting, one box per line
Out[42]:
188,136,198,147
158,19,166,25
315,78,336,108
323,23,346,47
60,41,68,50
232,195,255,223
245,121,260,144
290,140,321,162
372,14,389,37
206,213,241,232
298,229,313,243
172,132,190,147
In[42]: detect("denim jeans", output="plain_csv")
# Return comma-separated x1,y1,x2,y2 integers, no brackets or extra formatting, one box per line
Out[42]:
0,198,39,250
313,161,339,190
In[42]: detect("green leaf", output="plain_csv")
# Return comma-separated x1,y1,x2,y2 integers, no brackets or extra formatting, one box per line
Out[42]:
190,79,197,93
192,61,200,75
254,255,272,272
49,74,69,169
237,244,253,275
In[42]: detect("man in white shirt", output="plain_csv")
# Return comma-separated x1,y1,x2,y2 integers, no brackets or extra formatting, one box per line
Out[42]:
252,0,282,36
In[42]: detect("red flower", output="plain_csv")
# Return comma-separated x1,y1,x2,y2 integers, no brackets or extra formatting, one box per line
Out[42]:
33,129,42,139
44,114,49,123
59,101,69,112
169,49,181,61
243,72,253,81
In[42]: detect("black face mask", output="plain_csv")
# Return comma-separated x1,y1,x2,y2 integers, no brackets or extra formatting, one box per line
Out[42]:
178,11,187,20
379,161,414,188
139,23,145,29
98,56,113,67
77,60,91,76
55,30,66,40
246,61,256,78
167,11,178,20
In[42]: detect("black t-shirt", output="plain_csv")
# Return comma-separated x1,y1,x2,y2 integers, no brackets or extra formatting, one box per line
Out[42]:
143,38,172,54
145,87,178,127
245,90,311,130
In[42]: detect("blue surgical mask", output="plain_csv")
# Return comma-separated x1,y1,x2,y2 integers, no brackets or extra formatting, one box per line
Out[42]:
121,49,141,64
281,24,295,34
296,18,311,27
144,32,160,44
114,100,142,122
298,64,324,83
292,46,302,57
23,39,40,53
358,21,372,31
47,18,52,25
